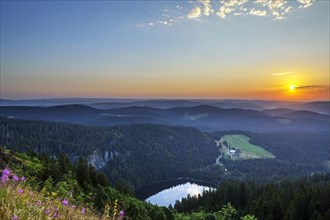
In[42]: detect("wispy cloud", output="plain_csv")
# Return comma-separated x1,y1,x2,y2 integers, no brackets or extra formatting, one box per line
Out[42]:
250,8,267,17
187,6,202,19
294,85,325,90
186,0,315,20
137,0,315,27
272,71,295,76
199,0,213,16
297,0,314,8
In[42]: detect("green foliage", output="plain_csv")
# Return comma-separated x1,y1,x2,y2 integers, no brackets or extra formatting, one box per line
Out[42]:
0,147,175,219
175,174,330,220
0,118,218,190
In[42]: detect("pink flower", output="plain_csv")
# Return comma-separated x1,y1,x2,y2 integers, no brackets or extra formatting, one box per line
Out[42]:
1,175,9,182
80,207,86,215
119,210,125,219
2,168,10,176
17,189,23,194
61,199,69,206
12,175,19,181
71,205,76,209
20,176,25,181
11,215,17,220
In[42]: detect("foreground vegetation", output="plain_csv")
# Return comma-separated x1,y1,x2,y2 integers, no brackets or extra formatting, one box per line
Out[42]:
0,147,176,219
1,147,261,219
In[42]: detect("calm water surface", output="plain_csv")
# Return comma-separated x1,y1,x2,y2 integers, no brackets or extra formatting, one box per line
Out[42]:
145,182,212,207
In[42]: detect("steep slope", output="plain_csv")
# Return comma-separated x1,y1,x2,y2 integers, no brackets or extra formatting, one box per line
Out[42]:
0,117,218,189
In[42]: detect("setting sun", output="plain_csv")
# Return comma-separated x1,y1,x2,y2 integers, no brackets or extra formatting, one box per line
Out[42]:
289,85,296,91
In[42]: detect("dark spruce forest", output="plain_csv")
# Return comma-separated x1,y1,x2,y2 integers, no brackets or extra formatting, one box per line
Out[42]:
0,99,329,219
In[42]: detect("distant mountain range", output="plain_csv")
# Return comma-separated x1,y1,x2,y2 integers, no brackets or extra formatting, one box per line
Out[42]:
1,101,328,132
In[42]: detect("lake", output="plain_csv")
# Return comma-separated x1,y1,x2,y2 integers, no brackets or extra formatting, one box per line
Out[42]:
135,178,215,207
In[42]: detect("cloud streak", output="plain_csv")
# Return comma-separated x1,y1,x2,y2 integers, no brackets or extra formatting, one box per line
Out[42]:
294,85,325,90
272,71,295,76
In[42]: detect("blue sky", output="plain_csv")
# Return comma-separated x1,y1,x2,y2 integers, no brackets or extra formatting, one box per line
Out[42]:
1,0,329,100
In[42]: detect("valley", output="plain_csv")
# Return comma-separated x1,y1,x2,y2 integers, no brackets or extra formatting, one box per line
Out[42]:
0,99,329,219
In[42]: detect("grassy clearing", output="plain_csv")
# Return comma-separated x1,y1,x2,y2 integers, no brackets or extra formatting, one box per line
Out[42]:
222,134,275,159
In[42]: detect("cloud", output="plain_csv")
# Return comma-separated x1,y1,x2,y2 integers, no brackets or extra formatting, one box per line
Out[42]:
294,85,325,90
138,0,315,27
250,8,267,16
217,6,234,19
194,0,314,20
297,0,314,8
198,0,213,16
272,71,295,76
187,6,202,19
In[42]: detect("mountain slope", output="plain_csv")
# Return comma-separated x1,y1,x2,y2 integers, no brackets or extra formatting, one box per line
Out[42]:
0,117,218,189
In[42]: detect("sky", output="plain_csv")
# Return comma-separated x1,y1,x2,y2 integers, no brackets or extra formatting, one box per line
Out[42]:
1,0,329,101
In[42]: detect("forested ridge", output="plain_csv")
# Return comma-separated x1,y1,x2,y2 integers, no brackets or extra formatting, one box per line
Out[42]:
1,117,329,190
0,117,218,190
175,174,330,219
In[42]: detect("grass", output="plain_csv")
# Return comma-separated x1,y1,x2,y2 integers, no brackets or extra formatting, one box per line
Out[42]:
222,134,275,159
0,168,124,220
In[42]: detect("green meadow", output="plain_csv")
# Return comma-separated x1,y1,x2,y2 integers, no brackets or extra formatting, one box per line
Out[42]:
222,134,275,159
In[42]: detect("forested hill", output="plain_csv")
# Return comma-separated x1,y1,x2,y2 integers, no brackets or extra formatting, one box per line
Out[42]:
175,174,330,220
0,117,218,189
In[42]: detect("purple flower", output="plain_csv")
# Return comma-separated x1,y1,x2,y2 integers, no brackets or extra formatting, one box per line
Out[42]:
12,175,19,182
44,209,50,215
71,205,76,209
1,175,9,182
80,207,86,215
17,189,23,194
119,210,124,219
20,176,25,181
35,201,41,207
61,199,68,206
2,168,10,176
11,215,17,220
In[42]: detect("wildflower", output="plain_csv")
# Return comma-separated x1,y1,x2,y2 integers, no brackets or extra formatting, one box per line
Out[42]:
11,215,17,220
44,209,50,215
35,201,41,206
61,199,69,206
1,174,9,182
20,176,25,181
80,207,86,215
119,210,125,219
12,175,19,181
2,168,10,176
17,189,23,194
71,205,76,209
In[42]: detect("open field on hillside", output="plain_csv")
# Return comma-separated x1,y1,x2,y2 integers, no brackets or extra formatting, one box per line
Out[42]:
222,134,275,159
